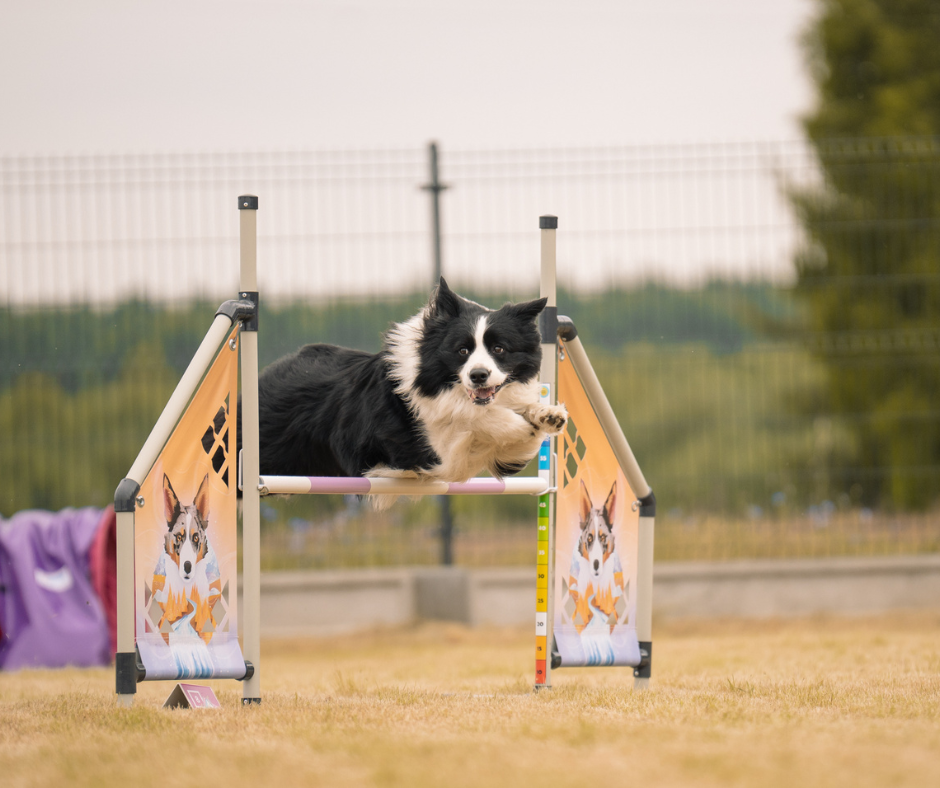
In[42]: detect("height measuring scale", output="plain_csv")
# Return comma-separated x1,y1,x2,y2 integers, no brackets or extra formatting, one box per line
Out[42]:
534,385,552,685
534,216,558,688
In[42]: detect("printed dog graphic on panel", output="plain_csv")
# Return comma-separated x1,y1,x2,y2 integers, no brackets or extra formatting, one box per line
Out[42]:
151,474,222,645
568,480,625,634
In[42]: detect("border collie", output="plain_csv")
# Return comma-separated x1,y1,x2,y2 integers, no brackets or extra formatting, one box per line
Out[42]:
252,278,567,508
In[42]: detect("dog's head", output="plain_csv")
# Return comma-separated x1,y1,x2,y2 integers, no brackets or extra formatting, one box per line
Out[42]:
578,480,617,578
163,474,210,582
409,277,545,405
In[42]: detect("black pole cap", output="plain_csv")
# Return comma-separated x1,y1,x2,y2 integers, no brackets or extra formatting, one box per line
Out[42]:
114,478,141,513
115,650,142,694
238,195,259,210
634,641,652,679
557,315,578,341
539,215,558,229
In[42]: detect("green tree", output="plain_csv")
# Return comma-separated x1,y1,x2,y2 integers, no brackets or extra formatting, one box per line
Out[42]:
794,0,940,508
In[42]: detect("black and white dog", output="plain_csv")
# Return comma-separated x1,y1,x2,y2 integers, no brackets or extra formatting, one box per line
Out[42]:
251,278,567,507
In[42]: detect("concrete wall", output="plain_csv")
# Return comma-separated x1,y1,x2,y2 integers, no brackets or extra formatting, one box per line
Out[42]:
652,555,940,619
240,554,940,638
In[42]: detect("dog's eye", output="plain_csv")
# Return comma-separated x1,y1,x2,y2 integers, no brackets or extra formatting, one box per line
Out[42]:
586,534,593,545
458,347,470,356
192,534,200,547
493,346,505,355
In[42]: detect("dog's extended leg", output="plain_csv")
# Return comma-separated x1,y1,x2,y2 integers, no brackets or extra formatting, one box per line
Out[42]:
497,379,568,439
480,406,568,480
521,401,568,435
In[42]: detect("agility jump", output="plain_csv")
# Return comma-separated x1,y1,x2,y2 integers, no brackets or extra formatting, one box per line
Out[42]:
113,197,655,705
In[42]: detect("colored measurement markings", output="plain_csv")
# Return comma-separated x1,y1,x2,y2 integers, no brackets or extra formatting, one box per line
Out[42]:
535,659,547,684
535,611,547,634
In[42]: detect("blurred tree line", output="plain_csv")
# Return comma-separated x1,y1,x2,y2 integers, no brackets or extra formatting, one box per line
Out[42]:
792,0,940,508
0,283,791,517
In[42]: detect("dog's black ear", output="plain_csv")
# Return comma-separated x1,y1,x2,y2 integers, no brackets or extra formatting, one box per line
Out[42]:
430,276,462,320
163,474,181,529
510,297,547,322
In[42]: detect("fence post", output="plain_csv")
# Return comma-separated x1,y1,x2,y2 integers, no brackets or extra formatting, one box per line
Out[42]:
421,141,454,565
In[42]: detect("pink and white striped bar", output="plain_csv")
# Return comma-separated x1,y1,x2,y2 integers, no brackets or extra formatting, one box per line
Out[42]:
258,475,550,497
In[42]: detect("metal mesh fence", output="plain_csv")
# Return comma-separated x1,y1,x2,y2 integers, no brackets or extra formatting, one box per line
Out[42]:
2,140,938,565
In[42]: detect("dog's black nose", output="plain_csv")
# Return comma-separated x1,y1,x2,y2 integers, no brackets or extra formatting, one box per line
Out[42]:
593,559,599,571
469,368,490,386
183,561,192,574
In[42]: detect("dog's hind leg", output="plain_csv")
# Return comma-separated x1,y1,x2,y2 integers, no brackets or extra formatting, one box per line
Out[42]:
363,465,424,511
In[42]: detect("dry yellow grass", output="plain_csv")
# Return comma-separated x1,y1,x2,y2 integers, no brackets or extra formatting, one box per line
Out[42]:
2,613,939,788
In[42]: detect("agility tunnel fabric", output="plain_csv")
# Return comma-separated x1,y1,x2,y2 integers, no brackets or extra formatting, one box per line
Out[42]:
133,325,244,681
554,340,641,668
0,506,116,670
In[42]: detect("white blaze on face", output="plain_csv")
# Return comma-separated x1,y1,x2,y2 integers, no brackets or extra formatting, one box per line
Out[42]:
178,512,200,580
459,315,508,398
587,515,606,577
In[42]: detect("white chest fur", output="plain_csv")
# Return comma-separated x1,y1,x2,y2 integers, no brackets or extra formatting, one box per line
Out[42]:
408,378,545,481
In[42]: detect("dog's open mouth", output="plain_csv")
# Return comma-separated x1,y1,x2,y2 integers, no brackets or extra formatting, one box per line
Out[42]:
468,385,500,405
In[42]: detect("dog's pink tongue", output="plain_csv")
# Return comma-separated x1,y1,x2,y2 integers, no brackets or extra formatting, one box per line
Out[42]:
470,387,496,400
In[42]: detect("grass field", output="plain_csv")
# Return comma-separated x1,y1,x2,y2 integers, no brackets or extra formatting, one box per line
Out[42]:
2,613,939,787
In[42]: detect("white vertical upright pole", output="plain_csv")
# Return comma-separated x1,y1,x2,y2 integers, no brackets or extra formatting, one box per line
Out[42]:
238,195,262,704
534,215,558,689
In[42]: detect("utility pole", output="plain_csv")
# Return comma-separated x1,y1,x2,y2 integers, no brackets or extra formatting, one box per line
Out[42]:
421,141,454,565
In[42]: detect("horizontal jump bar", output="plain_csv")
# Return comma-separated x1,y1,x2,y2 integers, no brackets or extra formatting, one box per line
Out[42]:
258,475,550,497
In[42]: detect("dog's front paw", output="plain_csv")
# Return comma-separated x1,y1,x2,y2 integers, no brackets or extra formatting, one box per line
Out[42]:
528,403,567,435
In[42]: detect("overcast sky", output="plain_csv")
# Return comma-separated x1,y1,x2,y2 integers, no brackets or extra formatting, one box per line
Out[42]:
1,0,815,155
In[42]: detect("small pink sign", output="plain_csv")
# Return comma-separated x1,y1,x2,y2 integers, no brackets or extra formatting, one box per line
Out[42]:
164,683,221,710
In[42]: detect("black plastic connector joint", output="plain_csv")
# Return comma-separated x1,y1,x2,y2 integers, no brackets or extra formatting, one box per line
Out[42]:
557,315,577,341
634,641,652,679
236,291,259,332
539,215,558,229
115,650,143,694
242,698,262,706
240,660,255,682
216,298,257,329
114,478,141,513
638,489,657,518
238,195,258,211
539,306,558,345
